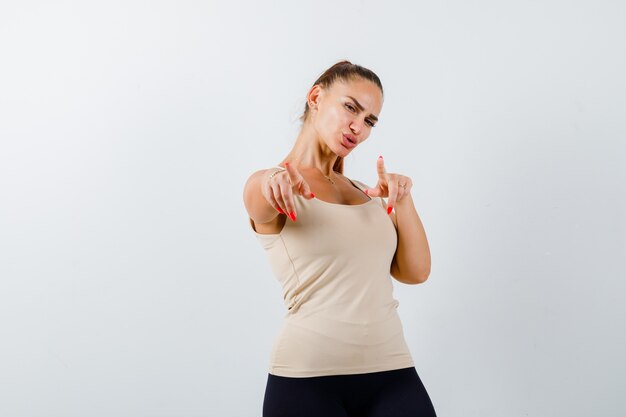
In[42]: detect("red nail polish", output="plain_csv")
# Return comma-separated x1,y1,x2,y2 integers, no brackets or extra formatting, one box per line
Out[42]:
310,192,315,198
387,206,393,215
378,155,383,159
277,207,285,214
290,212,297,221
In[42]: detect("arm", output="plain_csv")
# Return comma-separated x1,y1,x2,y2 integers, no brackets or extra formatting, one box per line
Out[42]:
382,194,431,285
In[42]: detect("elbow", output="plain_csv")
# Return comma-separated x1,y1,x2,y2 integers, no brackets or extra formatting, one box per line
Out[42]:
391,260,431,285
412,268,431,285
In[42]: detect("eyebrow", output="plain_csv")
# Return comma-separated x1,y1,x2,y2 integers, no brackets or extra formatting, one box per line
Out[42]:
346,96,379,122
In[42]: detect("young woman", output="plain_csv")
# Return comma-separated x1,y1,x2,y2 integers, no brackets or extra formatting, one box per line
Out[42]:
243,60,436,417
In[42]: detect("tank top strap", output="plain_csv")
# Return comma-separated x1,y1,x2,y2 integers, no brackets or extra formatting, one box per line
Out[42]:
348,178,383,207
347,178,371,197
347,178,366,192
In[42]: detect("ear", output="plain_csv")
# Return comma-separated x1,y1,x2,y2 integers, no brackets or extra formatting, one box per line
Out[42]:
306,85,322,110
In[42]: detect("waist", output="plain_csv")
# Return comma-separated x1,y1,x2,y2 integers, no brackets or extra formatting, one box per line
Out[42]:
270,311,414,377
284,306,403,345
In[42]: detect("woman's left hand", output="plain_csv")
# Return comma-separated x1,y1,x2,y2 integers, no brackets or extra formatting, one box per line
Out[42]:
363,156,412,214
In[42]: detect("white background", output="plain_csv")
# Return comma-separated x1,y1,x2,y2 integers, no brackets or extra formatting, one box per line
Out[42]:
1,1,624,416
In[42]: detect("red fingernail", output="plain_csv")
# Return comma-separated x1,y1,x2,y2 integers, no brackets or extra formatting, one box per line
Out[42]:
285,162,290,166
277,207,285,214
378,155,383,159
310,193,315,198
289,212,297,221
387,206,393,215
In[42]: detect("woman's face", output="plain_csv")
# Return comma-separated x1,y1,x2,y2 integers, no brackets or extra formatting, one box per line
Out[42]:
309,78,383,156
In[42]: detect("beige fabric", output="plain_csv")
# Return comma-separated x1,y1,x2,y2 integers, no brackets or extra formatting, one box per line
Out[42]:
249,175,414,377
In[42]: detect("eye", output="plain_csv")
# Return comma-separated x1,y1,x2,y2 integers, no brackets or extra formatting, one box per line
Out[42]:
346,102,376,127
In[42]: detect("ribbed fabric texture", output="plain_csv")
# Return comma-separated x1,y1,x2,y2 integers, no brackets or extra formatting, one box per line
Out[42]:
250,173,414,377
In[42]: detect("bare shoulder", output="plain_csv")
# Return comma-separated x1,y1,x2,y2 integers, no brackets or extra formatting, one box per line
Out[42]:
243,168,268,207
243,167,283,229
244,165,298,235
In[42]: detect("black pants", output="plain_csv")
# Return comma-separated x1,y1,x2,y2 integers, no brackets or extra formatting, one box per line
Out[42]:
263,366,437,417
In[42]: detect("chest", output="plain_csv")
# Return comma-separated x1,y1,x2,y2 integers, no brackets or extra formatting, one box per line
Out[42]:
278,197,398,263
305,176,370,205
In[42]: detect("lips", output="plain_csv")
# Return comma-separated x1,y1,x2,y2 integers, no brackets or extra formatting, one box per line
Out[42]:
342,133,356,148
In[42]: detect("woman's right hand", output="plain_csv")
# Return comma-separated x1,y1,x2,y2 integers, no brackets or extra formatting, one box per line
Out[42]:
261,162,315,222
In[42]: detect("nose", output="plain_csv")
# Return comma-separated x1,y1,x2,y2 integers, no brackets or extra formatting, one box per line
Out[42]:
350,118,363,135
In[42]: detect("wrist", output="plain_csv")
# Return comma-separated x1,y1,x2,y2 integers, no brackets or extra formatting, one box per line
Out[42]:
394,192,413,207
262,167,284,188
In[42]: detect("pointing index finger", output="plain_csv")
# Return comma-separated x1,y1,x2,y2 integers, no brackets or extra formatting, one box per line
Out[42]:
377,156,386,179
284,162,300,184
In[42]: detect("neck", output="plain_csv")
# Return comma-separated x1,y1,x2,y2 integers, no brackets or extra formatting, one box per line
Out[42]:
281,123,339,177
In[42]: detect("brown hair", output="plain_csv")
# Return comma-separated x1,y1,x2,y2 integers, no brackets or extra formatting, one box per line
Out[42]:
299,60,383,174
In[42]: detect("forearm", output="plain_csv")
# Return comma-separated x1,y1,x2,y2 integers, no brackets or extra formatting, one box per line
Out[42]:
393,193,431,282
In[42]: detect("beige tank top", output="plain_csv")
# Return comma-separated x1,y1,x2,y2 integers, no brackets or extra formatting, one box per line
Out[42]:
249,172,414,377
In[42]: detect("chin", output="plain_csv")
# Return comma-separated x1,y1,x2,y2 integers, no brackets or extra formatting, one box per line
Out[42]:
337,145,352,156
